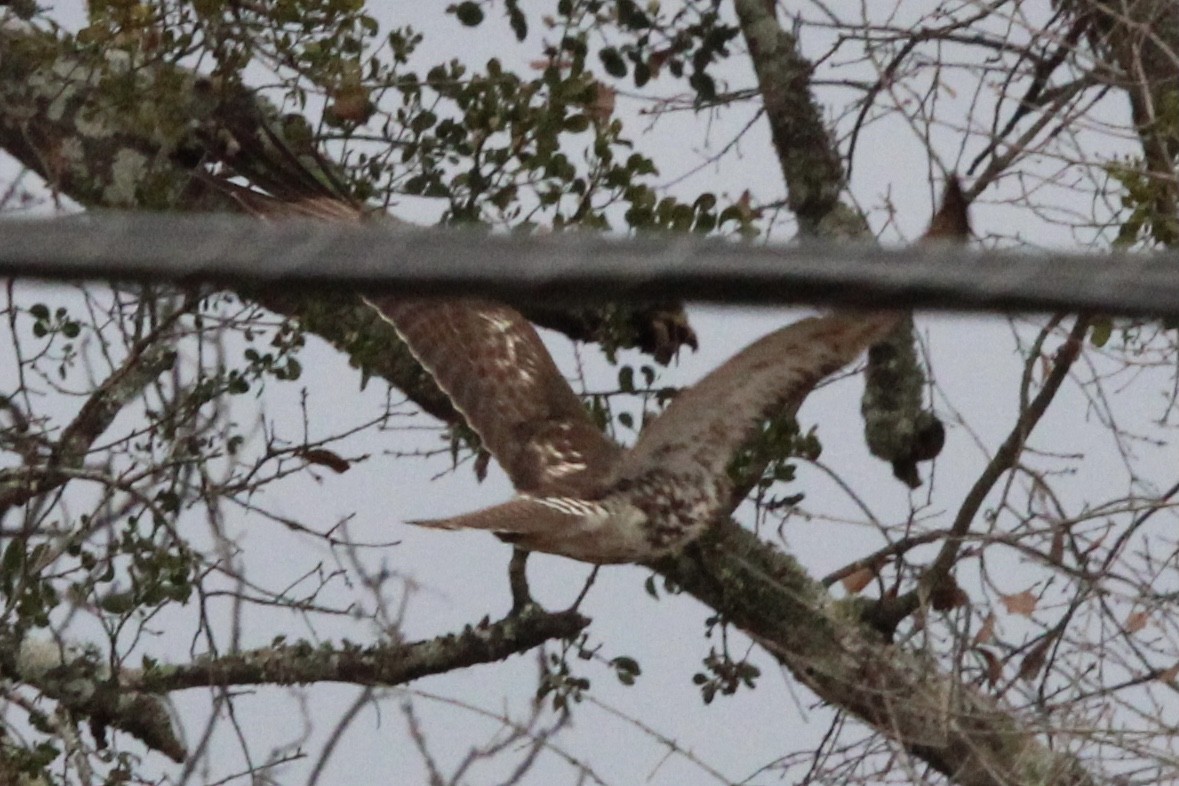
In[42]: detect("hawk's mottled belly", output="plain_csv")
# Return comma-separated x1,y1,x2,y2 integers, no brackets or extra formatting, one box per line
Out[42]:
504,470,729,564
622,470,729,554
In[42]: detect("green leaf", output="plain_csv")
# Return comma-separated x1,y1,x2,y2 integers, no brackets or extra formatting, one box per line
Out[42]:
410,110,437,133
1089,319,1112,347
689,71,717,102
453,1,483,26
599,47,627,78
563,114,590,133
611,656,641,676
98,591,136,614
506,0,527,40
618,365,635,392
694,192,717,211
1,539,24,588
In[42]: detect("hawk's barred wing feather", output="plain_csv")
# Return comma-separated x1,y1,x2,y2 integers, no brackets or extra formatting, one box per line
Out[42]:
366,297,622,495
619,312,901,481
200,178,621,497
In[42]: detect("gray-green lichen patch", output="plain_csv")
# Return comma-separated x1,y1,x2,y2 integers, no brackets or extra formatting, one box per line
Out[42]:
107,147,149,206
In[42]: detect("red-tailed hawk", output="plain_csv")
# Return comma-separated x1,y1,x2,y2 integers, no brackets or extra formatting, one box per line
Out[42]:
218,176,968,564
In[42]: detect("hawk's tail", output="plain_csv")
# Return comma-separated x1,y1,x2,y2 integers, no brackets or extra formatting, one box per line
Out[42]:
406,496,584,536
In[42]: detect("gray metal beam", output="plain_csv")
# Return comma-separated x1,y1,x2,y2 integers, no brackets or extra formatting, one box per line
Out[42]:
0,212,1167,317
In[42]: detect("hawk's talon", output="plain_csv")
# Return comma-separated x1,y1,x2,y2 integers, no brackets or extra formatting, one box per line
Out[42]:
508,548,534,615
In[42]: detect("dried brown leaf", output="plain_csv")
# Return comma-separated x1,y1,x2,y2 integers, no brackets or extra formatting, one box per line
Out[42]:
973,612,997,646
1000,590,1038,617
1124,610,1150,634
1048,525,1065,563
931,576,969,611
975,647,1002,687
841,566,875,595
474,449,491,482
1018,632,1058,682
297,448,351,474
589,82,616,123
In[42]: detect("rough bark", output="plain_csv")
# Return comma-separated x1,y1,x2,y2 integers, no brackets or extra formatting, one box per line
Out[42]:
1058,0,1179,234
3,608,587,763
126,605,588,692
651,524,1097,786
730,0,944,489
720,4,1093,784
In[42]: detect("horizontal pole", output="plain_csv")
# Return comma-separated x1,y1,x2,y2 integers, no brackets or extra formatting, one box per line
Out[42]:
0,212,1167,317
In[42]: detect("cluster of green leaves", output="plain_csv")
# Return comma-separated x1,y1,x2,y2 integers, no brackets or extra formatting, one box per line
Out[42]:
382,50,751,232
452,0,739,104
226,317,307,396
152,0,762,235
538,638,593,711
28,304,82,341
1107,89,1179,248
93,513,197,614
26,304,83,381
0,539,60,631
692,646,761,705
729,415,823,511
537,633,644,712
0,739,60,784
1108,159,1179,248
428,0,753,231
612,362,674,432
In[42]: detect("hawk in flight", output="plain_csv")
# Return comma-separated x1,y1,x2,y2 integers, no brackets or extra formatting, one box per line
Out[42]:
217,172,968,564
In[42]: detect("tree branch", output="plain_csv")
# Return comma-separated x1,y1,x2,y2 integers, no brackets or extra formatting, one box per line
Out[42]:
127,605,588,692
1060,0,1179,239
650,522,1098,786
0,302,186,513
1,606,586,763
731,0,850,235
927,317,1087,587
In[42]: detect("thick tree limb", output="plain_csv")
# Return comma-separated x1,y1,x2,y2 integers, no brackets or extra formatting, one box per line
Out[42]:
731,0,944,489
731,0,851,235
126,605,589,692
4,635,187,762
3,607,586,762
725,4,1092,784
650,524,1098,786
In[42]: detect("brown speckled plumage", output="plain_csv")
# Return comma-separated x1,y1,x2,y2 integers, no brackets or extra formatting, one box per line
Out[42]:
223,175,969,564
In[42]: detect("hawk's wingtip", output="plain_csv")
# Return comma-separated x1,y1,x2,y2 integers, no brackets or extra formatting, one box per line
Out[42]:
924,174,972,241
403,517,462,530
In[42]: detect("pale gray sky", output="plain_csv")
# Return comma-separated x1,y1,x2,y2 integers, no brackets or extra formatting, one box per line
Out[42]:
4,1,1176,784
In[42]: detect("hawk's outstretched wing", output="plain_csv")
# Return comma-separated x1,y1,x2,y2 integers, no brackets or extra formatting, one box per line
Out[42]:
620,175,970,484
618,311,900,481
365,296,622,496
210,178,622,495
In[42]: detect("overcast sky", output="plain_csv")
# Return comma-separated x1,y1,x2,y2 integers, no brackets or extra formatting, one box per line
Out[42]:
5,1,1178,785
